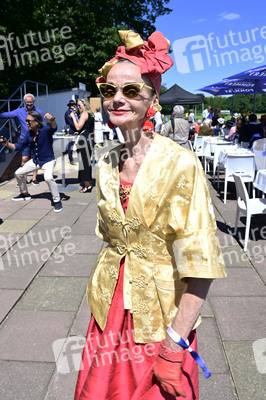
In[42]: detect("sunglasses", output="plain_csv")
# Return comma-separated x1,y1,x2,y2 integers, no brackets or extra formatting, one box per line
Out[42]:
26,119,35,124
77,104,83,108
97,82,154,99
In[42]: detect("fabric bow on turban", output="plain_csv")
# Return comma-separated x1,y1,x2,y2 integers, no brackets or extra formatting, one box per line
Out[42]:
96,30,174,96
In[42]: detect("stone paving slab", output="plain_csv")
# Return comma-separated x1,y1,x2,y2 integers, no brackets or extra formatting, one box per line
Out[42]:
70,294,91,337
0,310,75,362
60,234,103,254
221,245,252,268
35,206,83,227
44,367,79,400
199,373,237,400
250,256,266,283
197,317,229,374
0,212,14,220
7,208,50,220
0,289,23,322
0,361,55,400
0,232,23,256
0,260,42,290
2,240,62,269
200,296,214,317
209,267,266,297
223,341,266,400
217,228,240,247
0,219,38,233
211,297,266,340
29,224,72,243
0,189,14,199
39,253,98,277
70,217,98,236
15,276,88,312
244,237,266,258
22,197,56,209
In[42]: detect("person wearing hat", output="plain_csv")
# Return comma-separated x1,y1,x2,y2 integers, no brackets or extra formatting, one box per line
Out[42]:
213,117,225,137
64,99,79,165
74,29,226,400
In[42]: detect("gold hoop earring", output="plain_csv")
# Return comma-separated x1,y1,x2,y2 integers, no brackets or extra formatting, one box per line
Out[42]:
153,104,162,112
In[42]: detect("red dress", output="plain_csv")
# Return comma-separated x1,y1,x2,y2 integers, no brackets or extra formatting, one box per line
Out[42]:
74,182,199,400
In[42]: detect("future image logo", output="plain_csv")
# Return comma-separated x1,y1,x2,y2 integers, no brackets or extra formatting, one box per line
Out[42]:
0,26,76,71
173,35,211,74
173,25,266,74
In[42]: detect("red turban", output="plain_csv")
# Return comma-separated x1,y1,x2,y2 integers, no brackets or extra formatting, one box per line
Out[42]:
96,30,173,96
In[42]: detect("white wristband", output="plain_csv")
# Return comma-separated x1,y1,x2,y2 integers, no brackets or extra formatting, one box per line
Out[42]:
167,326,190,348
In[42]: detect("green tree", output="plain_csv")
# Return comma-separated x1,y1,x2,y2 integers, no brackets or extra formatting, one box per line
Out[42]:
0,0,171,96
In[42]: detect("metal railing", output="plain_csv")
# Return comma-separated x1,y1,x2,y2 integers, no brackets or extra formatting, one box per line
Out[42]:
0,80,49,153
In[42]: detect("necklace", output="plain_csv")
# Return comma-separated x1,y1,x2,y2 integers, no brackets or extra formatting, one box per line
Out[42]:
119,183,132,202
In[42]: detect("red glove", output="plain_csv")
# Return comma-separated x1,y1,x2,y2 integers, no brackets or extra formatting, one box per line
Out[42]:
153,340,187,398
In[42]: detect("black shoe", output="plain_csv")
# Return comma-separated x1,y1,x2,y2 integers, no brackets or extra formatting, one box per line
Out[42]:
54,201,63,213
32,180,39,186
12,193,31,201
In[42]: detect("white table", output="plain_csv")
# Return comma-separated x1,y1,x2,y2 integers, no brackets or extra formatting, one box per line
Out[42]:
218,147,253,166
202,139,234,178
253,170,266,193
202,138,233,153
53,133,78,190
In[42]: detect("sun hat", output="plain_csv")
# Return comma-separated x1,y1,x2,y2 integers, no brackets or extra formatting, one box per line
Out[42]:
67,100,76,106
218,118,224,125
96,30,173,96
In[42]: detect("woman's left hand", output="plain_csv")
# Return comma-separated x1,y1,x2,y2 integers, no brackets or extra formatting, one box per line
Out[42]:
153,341,186,397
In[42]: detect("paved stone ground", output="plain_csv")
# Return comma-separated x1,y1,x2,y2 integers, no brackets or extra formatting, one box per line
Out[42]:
0,142,265,400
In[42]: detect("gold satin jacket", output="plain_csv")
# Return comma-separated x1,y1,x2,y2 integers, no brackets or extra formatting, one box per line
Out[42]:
87,134,226,343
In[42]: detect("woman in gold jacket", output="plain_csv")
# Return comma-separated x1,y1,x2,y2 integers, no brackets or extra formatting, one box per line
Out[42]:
75,30,226,400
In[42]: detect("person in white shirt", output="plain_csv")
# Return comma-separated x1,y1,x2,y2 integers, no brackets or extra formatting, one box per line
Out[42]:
94,107,104,147
188,109,195,122
154,111,163,132
202,106,211,121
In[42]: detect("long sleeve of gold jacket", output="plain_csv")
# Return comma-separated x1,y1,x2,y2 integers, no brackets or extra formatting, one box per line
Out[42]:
87,134,226,343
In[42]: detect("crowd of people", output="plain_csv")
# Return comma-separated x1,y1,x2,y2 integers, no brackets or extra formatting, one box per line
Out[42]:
0,92,99,210
160,103,266,149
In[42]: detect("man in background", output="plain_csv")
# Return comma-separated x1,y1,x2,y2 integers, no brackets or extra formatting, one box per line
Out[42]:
239,114,263,144
0,93,45,185
162,105,190,147
0,111,62,213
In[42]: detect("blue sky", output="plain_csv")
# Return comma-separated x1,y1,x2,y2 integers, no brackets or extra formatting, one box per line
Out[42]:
155,0,266,94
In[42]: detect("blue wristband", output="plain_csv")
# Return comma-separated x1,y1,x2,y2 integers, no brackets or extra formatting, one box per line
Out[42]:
167,326,211,379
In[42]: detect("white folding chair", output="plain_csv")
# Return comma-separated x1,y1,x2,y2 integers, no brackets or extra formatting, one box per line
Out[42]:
252,138,266,151
187,140,193,151
252,138,266,170
233,172,266,251
193,136,204,158
213,144,235,185
222,154,255,204
202,141,212,173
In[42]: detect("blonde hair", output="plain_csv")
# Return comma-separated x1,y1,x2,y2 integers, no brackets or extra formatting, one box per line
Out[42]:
78,98,94,116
